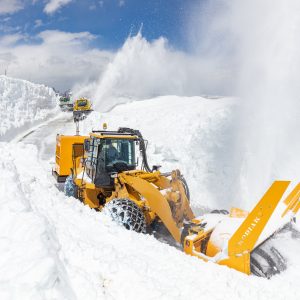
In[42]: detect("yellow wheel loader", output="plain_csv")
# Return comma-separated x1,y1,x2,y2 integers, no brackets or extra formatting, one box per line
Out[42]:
53,126,300,278
73,97,93,121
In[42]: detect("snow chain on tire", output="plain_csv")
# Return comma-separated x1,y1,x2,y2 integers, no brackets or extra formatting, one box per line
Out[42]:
250,239,287,279
104,198,146,233
64,175,78,198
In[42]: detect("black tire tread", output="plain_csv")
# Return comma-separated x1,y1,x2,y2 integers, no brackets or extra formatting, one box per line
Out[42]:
104,198,146,233
64,175,78,198
250,241,287,279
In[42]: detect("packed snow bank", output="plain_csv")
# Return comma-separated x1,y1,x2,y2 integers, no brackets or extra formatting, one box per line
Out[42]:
1,141,299,300
83,94,300,213
0,75,58,140
0,143,73,299
82,95,241,211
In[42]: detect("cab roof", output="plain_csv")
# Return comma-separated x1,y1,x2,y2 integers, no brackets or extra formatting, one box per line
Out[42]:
90,130,138,140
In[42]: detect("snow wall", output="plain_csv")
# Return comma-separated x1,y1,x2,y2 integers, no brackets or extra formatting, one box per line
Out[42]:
0,75,58,140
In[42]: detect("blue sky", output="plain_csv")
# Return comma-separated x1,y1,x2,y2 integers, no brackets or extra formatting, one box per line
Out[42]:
1,0,201,50
0,0,209,91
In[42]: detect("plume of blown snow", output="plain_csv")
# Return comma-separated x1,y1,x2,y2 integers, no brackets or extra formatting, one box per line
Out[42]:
73,32,232,111
188,0,300,206
227,0,300,204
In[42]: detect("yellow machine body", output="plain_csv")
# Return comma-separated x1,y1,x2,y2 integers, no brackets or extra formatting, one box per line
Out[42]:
52,134,88,182
183,181,300,274
53,130,300,277
75,169,194,242
73,97,92,112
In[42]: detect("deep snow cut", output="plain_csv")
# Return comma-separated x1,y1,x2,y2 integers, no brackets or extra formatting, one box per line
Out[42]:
0,140,299,300
0,75,58,140
0,75,299,299
81,95,237,210
1,0,300,295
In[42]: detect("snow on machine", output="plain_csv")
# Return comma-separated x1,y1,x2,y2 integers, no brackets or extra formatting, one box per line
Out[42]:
53,125,300,278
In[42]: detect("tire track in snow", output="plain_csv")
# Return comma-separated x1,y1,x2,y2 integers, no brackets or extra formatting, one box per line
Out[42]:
0,146,76,299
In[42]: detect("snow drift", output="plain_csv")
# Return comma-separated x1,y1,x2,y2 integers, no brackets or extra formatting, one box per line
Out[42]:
1,1,300,297
82,95,245,211
0,112,299,300
0,80,299,300
0,75,58,140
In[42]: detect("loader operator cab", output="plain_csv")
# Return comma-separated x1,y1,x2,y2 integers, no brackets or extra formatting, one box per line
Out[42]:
77,99,87,107
85,136,137,187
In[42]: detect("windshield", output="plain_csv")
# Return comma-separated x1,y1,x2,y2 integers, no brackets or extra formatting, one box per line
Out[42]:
86,137,136,172
85,137,136,186
101,138,135,167
77,100,87,107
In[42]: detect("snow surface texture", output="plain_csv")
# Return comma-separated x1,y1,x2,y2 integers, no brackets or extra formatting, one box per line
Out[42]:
0,142,299,300
82,95,242,211
0,75,58,140
0,76,299,299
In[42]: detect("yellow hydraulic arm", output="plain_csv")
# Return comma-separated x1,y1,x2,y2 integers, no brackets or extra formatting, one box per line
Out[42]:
219,181,290,274
119,171,194,243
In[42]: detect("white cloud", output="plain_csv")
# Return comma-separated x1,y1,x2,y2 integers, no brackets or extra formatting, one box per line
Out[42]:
118,0,125,7
34,19,43,28
44,0,73,14
0,33,25,46
0,0,24,15
0,30,114,91
0,23,22,34
38,30,95,44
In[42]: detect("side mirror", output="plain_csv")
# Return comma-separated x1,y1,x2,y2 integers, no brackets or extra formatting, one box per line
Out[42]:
84,139,90,152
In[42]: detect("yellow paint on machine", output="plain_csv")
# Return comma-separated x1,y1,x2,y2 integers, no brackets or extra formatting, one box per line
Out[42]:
53,128,299,277
55,135,87,177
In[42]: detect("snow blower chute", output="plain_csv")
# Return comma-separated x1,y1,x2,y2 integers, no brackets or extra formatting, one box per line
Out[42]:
53,126,300,278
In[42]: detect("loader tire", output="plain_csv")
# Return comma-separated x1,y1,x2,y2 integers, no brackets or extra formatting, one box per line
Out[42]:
104,198,146,233
250,242,286,279
64,175,78,198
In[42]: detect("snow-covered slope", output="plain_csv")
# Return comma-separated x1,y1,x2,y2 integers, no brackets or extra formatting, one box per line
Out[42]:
0,92,299,299
0,75,58,140
82,95,240,211
0,142,299,300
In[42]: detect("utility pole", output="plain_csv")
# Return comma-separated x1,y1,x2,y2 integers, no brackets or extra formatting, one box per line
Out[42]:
75,120,80,135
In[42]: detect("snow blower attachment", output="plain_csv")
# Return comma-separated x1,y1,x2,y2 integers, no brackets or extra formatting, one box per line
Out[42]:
53,126,300,278
73,97,93,121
